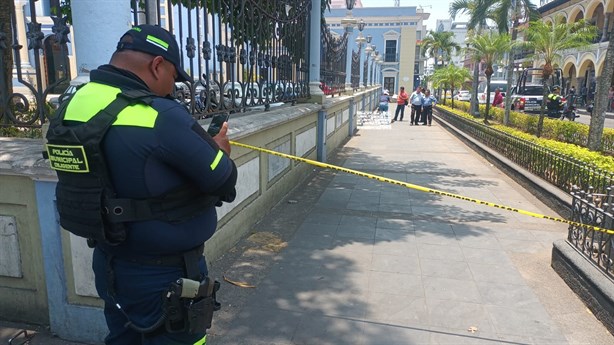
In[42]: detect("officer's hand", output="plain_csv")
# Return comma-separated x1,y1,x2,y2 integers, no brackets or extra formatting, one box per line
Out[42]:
213,122,231,155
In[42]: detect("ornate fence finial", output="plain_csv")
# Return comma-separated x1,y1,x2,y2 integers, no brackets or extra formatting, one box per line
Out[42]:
51,16,71,44
26,22,44,50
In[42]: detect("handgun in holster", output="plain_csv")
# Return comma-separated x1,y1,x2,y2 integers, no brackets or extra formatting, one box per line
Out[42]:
164,277,221,334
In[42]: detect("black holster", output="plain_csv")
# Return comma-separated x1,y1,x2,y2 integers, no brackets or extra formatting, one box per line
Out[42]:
164,277,221,334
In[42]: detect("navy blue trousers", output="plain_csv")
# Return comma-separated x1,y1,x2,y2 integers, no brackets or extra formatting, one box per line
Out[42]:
93,247,208,345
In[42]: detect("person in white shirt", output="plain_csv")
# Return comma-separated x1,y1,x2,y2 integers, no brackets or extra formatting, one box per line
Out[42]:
409,86,424,125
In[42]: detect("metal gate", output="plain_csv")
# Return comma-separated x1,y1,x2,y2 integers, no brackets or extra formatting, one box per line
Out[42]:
0,0,312,130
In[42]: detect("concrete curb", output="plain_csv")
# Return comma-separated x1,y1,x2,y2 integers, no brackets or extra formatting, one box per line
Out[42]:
551,239,614,335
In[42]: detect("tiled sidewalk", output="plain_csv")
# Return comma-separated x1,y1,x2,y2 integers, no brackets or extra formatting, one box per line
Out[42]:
210,112,613,345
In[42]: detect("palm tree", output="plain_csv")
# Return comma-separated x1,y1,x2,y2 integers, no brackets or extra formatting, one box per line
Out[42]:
466,32,512,123
422,31,460,99
588,27,614,151
432,64,472,109
421,31,461,70
449,0,495,117
491,0,539,125
518,18,597,137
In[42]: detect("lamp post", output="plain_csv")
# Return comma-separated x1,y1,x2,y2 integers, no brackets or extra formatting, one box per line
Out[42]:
341,1,357,93
355,19,366,89
371,47,379,85
364,35,372,87
370,50,378,86
340,0,358,32
376,58,383,86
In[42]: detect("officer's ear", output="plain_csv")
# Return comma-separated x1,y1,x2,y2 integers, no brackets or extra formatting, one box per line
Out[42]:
149,56,166,80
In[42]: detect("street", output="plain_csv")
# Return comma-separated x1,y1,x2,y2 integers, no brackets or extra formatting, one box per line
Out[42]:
574,112,614,127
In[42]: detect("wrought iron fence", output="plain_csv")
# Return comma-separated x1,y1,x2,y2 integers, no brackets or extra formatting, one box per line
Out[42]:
1,0,312,129
363,56,368,87
350,48,360,90
0,0,71,128
435,108,614,195
320,22,347,97
568,186,614,279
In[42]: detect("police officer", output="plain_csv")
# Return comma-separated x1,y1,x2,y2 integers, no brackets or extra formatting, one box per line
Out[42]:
547,85,565,118
46,25,237,345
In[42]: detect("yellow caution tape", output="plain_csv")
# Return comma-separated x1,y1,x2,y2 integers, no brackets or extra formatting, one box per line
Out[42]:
230,141,614,235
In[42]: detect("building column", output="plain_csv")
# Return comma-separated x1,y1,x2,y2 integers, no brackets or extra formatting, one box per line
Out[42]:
309,0,325,104
71,0,132,75
14,0,30,69
601,13,611,43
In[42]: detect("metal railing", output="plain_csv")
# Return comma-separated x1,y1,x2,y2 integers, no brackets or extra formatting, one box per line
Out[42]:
436,108,614,195
132,0,311,116
568,186,614,279
0,1,71,128
1,0,312,129
320,22,347,96
350,48,361,90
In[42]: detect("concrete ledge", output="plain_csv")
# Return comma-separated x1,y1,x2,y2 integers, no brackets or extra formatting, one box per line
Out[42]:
433,109,572,219
551,239,614,335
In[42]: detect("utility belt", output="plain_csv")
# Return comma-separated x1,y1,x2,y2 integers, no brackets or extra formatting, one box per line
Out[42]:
103,244,220,335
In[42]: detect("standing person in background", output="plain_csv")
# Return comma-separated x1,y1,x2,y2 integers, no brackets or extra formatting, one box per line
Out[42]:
409,86,424,125
492,88,503,108
391,86,409,123
421,89,437,126
378,90,391,114
580,84,588,107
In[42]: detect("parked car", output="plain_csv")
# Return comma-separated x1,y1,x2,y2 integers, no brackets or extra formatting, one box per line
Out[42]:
48,75,90,109
477,80,508,104
173,82,190,101
454,90,471,101
511,84,545,113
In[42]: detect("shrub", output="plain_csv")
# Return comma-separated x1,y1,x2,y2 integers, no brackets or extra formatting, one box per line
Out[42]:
438,104,614,171
442,98,614,154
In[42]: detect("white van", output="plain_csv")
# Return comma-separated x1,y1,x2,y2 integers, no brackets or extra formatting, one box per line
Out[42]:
477,80,508,104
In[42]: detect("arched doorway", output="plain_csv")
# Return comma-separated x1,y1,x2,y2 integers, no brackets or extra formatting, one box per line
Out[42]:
43,34,71,94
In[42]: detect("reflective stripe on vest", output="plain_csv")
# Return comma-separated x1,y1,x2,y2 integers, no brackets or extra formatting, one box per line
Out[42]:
64,82,158,128
193,334,207,345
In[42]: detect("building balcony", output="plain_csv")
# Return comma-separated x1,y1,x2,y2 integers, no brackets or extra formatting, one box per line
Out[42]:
560,40,609,62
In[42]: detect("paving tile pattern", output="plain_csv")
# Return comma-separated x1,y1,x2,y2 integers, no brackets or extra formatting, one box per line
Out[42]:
209,112,614,344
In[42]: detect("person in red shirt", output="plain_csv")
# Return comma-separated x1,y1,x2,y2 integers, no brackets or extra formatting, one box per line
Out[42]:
392,86,409,122
492,88,504,108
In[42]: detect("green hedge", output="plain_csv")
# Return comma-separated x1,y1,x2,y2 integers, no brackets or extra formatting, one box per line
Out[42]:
438,104,614,172
441,99,614,154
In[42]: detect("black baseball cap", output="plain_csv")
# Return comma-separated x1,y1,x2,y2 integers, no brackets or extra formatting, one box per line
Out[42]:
116,25,190,82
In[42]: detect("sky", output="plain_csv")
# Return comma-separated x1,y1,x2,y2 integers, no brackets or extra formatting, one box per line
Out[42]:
359,0,469,31
359,0,542,31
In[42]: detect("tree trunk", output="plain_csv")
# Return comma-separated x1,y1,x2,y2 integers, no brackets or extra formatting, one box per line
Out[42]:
536,78,548,137
587,28,614,150
504,18,519,125
470,60,479,117
451,83,455,108
0,0,15,125
484,74,492,123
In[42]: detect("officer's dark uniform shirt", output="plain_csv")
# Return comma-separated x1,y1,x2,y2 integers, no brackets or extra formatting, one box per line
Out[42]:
547,93,563,112
72,65,237,258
